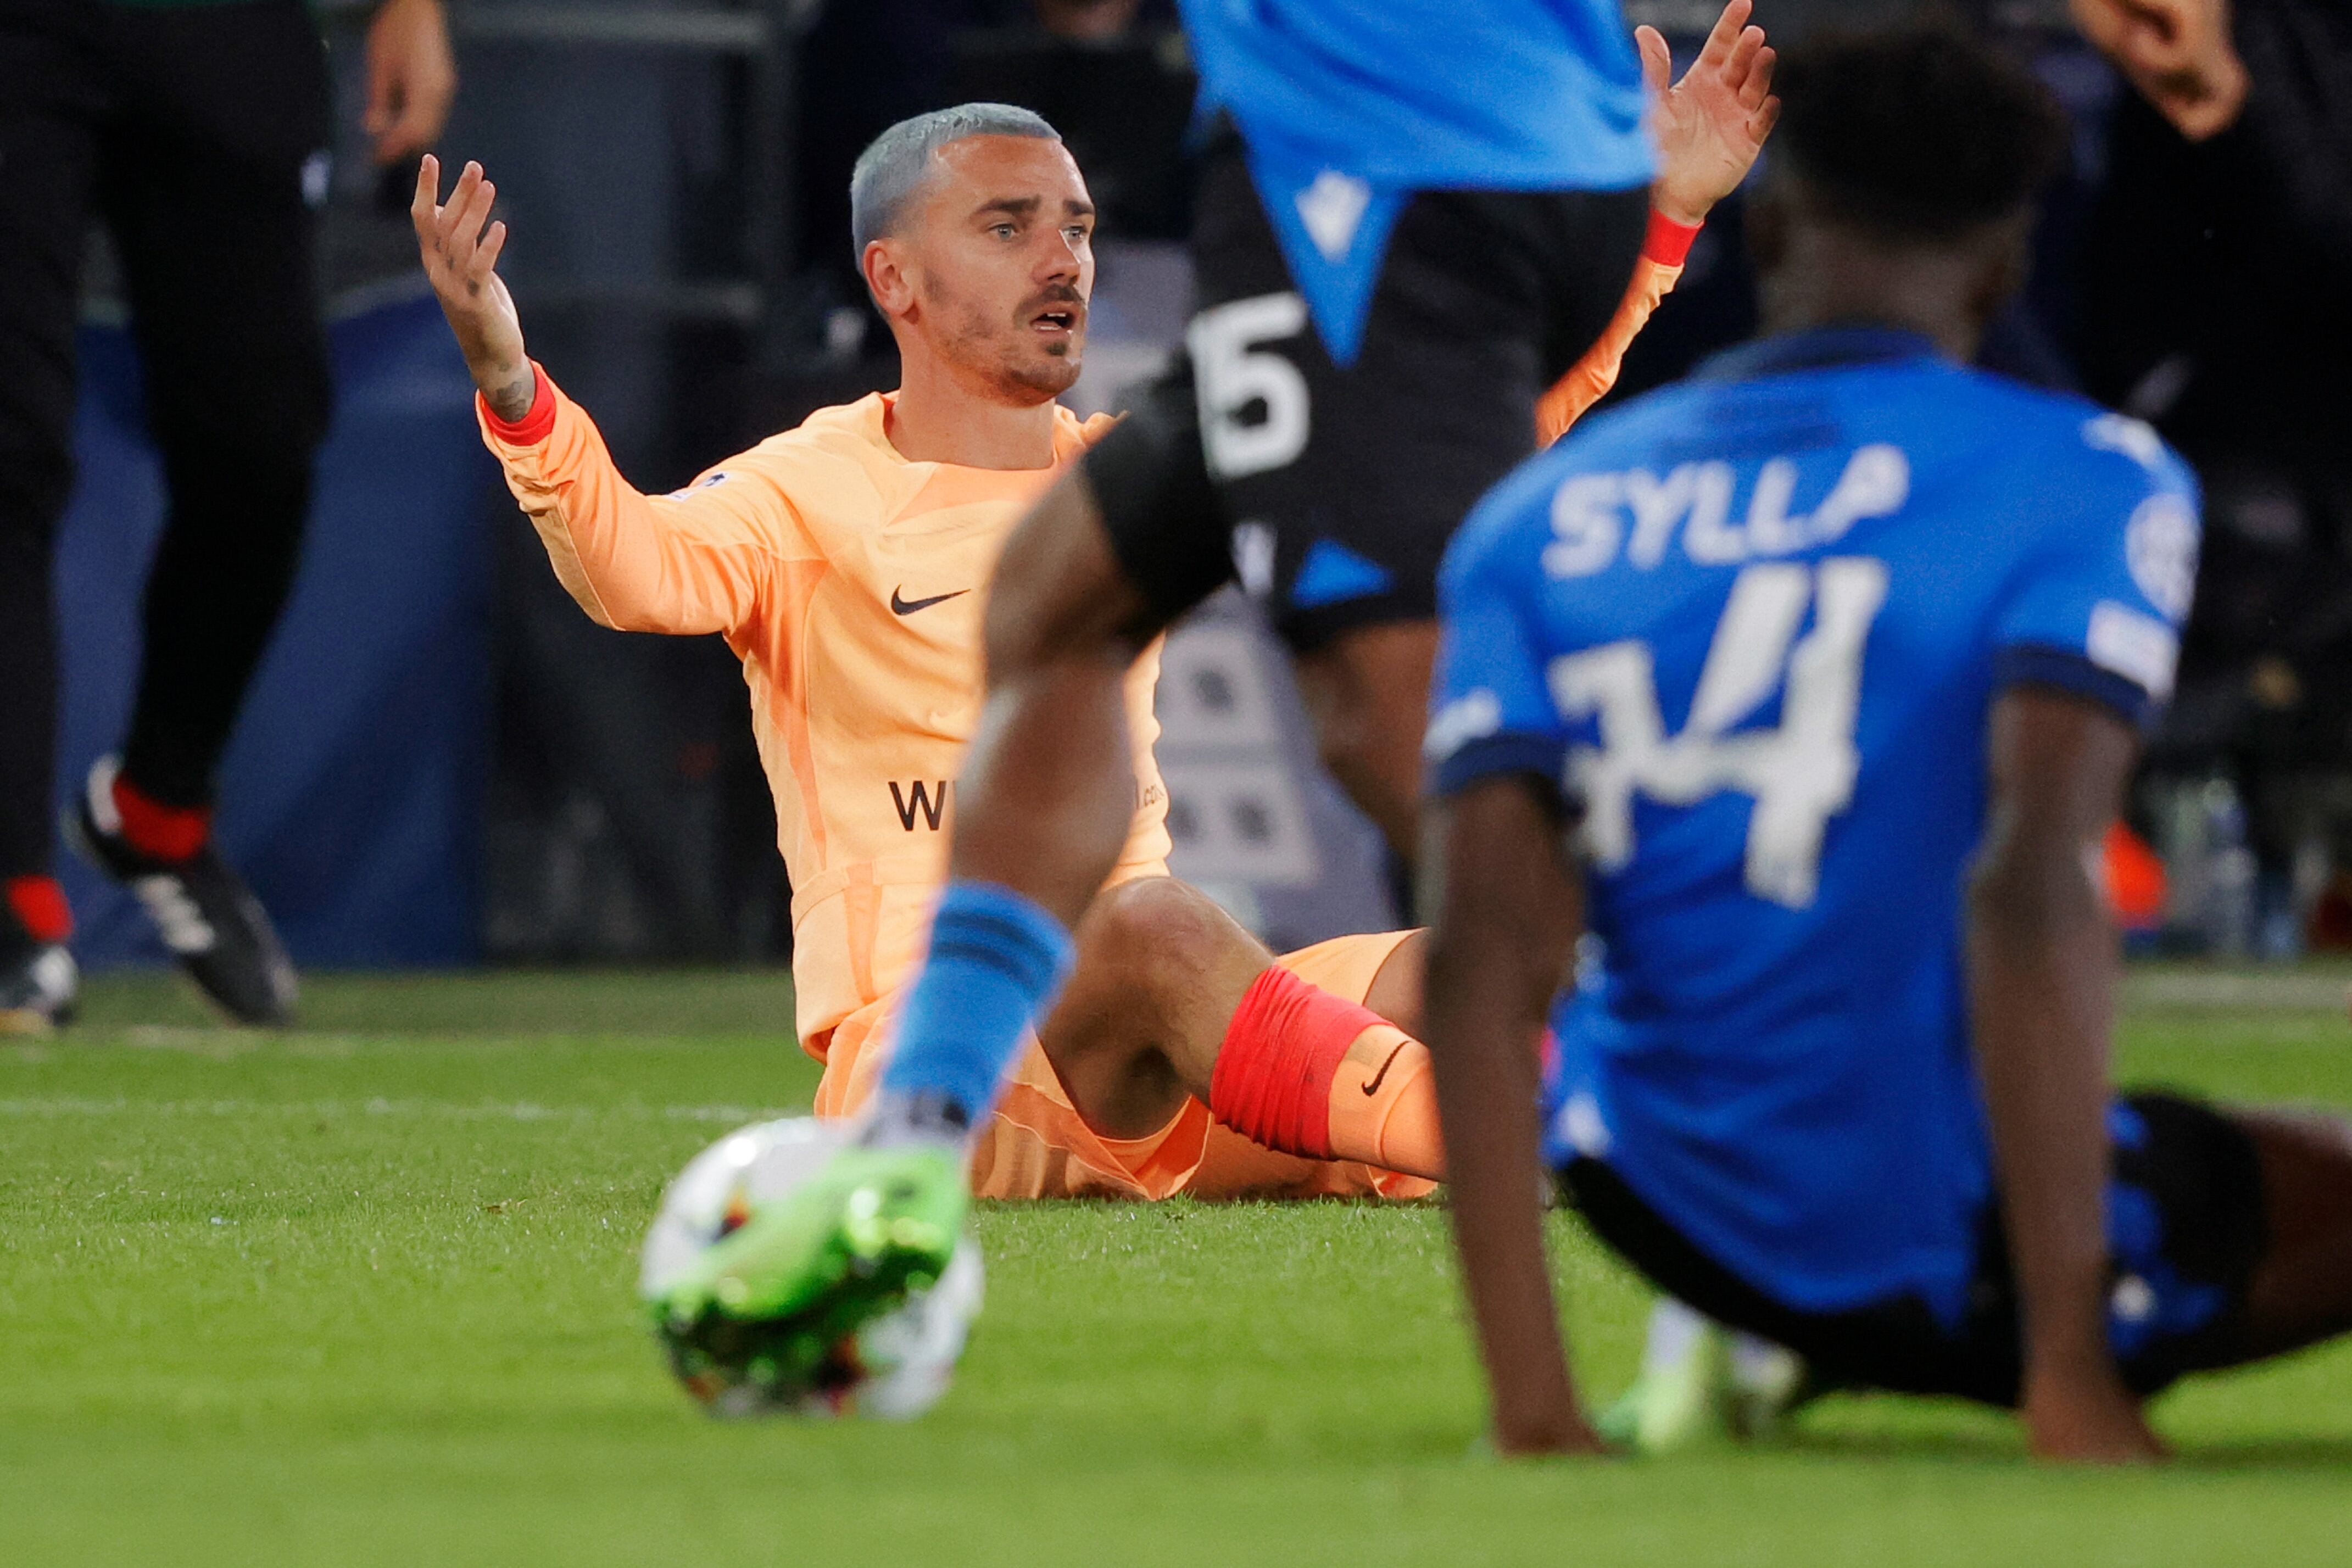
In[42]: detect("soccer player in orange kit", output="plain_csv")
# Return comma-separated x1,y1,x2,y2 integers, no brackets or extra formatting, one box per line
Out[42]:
415,107,1454,1200
412,76,1749,1205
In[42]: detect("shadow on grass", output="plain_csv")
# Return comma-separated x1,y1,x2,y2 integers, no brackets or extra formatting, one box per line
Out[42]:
1747,1400,2352,1474
2165,1436,2352,1471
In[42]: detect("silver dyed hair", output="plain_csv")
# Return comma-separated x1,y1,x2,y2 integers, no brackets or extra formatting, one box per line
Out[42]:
849,102,1061,261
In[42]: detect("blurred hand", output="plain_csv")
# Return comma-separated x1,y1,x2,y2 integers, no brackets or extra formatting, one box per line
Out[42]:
365,0,458,165
1492,1404,1613,1459
2070,0,2247,141
1643,0,1781,229
2021,1360,2169,1464
412,156,533,421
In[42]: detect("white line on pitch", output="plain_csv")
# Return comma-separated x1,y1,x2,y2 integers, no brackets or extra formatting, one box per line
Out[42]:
0,1098,798,1123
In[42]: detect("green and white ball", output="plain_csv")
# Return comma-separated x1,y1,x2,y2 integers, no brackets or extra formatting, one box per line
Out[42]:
640,1117,982,1419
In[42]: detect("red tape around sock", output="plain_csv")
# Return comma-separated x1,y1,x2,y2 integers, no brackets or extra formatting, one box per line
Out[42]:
1208,965,1380,1160
112,776,212,862
5,876,72,945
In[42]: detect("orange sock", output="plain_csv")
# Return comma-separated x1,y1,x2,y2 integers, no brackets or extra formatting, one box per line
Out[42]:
1207,966,1445,1181
1325,1020,1443,1179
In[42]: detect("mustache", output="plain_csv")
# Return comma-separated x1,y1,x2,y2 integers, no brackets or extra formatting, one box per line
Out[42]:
1020,286,1085,316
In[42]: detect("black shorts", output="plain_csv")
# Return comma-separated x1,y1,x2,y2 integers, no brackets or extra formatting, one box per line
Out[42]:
1561,1092,2269,1405
1086,127,1649,653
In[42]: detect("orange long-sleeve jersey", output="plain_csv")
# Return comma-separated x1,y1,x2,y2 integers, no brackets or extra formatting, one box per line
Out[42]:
1537,253,1682,445
478,371,1164,1058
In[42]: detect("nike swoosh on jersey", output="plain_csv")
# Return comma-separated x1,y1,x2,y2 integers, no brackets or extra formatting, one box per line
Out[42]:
890,587,971,616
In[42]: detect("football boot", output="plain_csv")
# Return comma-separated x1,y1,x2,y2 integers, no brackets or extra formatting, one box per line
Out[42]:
67,757,296,1026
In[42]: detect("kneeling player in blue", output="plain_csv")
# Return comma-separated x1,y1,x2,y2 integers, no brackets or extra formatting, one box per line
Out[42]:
1422,26,2352,1464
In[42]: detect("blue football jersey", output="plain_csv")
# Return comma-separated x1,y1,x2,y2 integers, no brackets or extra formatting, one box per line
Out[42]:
1175,0,1652,365
1425,327,2201,1325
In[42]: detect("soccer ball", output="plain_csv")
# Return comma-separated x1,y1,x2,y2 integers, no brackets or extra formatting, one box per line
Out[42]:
639,1116,983,1419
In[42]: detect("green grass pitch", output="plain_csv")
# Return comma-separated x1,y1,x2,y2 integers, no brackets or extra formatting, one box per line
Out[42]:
5,968,2351,1566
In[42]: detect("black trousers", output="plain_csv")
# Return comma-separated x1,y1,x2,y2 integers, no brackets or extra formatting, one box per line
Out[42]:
0,0,332,878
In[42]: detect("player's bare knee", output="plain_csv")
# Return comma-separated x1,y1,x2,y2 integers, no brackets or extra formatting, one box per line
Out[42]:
1082,876,1230,997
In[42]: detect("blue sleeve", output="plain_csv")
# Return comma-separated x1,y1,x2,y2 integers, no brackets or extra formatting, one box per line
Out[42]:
1426,493,1571,800
1992,415,2201,730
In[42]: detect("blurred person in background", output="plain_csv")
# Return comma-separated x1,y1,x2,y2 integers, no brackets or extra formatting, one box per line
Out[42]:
2069,0,2250,139
2071,0,2352,955
0,0,455,1032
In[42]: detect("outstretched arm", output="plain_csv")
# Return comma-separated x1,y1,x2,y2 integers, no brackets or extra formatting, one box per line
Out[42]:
1536,0,1779,444
1421,777,1598,1455
1969,687,2163,1463
413,155,532,420
412,155,793,635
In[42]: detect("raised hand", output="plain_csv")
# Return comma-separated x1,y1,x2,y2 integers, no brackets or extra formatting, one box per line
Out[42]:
411,155,533,422
1642,0,1781,228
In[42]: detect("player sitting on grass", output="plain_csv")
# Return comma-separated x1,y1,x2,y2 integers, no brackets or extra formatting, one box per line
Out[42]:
413,107,1445,1203
414,6,1771,1227
1420,25,2352,1465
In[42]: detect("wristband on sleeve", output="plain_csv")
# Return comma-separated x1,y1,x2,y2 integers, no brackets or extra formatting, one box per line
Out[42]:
478,361,556,445
1643,209,1703,268
1430,731,1575,805
1993,644,2161,732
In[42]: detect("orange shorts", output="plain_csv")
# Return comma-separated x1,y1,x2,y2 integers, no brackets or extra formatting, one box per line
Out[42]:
811,928,1435,1201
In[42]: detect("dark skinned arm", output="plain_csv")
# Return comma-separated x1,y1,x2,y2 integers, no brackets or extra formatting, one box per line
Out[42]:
1420,775,1603,1455
951,467,1167,928
1968,686,2164,1463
